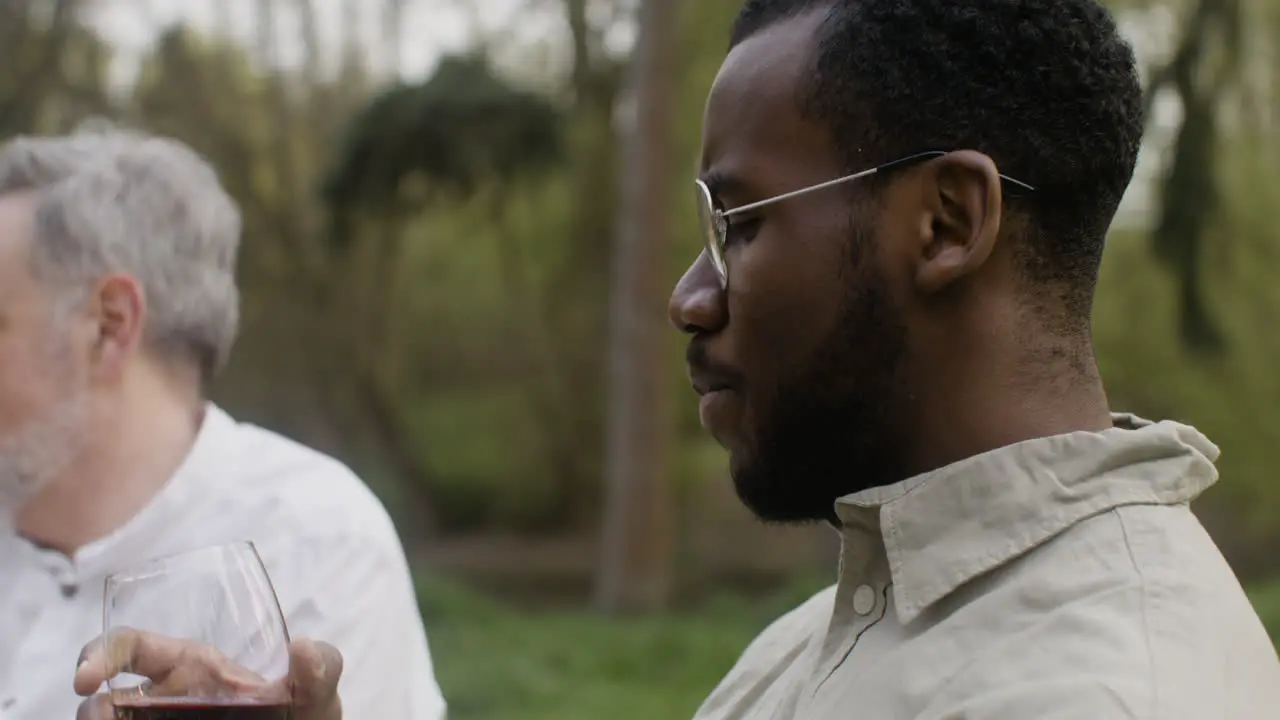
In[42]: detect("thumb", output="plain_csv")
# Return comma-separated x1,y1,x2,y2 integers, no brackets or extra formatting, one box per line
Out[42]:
289,639,343,717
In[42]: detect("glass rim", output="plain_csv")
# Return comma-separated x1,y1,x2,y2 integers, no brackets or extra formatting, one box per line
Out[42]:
101,539,291,700
105,540,262,587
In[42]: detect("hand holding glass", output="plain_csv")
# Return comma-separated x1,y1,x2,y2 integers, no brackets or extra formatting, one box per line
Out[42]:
98,542,293,719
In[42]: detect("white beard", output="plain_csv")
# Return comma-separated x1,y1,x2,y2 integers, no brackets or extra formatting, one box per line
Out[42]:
0,388,89,521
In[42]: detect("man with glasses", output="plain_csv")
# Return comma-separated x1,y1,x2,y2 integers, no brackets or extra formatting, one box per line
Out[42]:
671,0,1280,717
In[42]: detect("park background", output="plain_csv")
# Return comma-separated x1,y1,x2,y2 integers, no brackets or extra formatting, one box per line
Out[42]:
3,0,1277,717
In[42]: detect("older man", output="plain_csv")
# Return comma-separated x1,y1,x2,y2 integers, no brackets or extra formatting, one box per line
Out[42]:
670,0,1280,717
0,127,444,720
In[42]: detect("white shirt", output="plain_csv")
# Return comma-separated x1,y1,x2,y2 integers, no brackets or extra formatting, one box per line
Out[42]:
694,415,1280,719
0,404,446,720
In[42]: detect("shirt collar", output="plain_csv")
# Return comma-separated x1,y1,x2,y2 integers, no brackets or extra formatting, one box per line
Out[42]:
833,413,1220,625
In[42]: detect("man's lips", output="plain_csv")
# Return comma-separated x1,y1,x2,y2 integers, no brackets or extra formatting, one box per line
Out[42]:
691,378,732,396
686,342,740,433
689,370,738,431
685,341,737,395
698,388,730,429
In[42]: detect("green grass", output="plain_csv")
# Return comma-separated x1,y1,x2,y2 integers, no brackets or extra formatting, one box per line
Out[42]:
418,575,826,720
421,576,1280,720
1250,581,1280,646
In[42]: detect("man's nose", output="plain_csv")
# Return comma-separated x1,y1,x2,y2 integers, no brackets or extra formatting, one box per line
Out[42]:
668,252,728,335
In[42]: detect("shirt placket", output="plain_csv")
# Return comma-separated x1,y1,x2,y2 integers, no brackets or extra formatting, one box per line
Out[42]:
795,511,890,718
2,554,77,718
0,576,39,715
7,597,51,718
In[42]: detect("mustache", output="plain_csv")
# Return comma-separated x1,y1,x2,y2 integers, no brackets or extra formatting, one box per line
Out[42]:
686,339,742,386
685,339,713,372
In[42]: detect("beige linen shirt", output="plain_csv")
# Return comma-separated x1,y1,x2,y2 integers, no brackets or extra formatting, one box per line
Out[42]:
694,415,1280,719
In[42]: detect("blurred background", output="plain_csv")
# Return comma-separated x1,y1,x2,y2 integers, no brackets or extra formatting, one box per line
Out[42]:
3,0,1277,717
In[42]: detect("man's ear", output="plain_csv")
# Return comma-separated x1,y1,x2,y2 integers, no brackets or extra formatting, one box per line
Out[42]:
85,273,145,381
913,150,1003,295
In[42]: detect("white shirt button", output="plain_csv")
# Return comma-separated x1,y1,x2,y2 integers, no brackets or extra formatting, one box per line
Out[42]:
852,584,877,616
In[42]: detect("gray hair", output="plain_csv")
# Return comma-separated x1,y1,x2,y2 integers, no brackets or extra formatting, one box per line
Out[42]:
0,123,241,379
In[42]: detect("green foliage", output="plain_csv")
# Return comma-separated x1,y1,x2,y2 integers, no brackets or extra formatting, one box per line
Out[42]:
322,53,563,243
0,2,112,135
1094,134,1280,532
418,574,830,720
4,1,1276,565
420,575,1276,720
407,387,559,532
388,173,596,531
1249,582,1280,646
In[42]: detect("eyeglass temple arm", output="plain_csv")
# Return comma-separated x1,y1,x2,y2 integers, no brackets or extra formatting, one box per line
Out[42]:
722,151,1034,218
873,151,1037,194
722,167,880,218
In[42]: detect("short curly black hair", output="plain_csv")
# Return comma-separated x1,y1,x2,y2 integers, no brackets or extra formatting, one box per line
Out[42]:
730,0,1144,329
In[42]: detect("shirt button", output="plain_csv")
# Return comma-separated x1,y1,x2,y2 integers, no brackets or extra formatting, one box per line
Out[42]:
852,584,877,616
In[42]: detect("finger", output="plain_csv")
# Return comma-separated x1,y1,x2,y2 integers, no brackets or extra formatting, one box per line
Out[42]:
75,628,184,695
147,661,266,699
75,694,112,720
289,639,343,714
75,629,265,697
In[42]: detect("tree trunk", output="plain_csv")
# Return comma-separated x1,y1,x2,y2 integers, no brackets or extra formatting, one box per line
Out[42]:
594,0,679,614
1147,0,1241,354
532,0,625,528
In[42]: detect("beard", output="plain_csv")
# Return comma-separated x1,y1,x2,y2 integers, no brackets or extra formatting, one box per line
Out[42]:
731,231,912,524
0,345,90,521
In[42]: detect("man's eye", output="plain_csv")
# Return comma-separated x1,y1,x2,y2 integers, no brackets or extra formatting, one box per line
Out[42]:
724,217,761,246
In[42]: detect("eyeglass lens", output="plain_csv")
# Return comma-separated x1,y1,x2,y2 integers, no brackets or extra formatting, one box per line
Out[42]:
695,180,727,284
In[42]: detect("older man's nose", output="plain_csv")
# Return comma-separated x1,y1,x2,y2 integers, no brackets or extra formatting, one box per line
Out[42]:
668,252,728,335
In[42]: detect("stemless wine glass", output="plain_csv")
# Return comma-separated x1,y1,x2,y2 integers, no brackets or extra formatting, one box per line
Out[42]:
102,542,293,719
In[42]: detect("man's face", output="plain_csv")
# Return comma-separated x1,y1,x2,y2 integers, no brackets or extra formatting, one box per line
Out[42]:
669,11,916,523
0,193,90,519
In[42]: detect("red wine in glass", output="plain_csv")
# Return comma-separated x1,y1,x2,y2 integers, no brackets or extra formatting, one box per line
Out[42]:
113,698,292,720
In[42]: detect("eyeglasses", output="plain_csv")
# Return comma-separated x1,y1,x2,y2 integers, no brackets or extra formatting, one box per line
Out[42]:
693,150,1036,288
